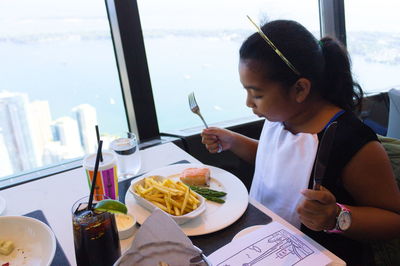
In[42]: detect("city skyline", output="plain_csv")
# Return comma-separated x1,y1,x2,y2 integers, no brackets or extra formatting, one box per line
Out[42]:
0,90,100,180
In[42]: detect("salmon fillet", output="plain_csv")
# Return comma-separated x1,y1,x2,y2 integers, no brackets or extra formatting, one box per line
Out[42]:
180,167,210,186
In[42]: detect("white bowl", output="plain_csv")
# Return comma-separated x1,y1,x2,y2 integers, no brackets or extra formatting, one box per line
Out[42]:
115,213,137,240
0,216,56,266
129,175,206,225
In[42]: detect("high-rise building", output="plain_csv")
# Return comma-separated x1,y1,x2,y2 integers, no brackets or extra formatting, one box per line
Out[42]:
29,100,53,167
51,116,83,159
0,127,13,177
0,91,37,173
72,104,98,154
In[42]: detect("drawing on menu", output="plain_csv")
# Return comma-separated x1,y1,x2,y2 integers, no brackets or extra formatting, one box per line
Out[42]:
217,229,314,266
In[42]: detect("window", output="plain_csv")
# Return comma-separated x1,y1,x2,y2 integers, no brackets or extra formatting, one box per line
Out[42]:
345,0,400,94
136,0,320,134
0,0,322,186
0,0,127,184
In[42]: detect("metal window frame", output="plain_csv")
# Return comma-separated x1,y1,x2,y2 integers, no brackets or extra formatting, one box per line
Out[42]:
319,0,347,46
105,0,159,141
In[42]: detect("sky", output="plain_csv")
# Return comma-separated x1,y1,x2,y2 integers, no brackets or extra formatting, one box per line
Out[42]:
0,0,319,33
1,0,399,34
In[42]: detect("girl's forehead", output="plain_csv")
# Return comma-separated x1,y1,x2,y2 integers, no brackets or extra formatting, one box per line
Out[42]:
239,60,270,81
239,59,272,77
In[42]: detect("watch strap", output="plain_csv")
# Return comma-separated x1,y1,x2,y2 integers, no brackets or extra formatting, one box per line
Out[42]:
324,203,351,234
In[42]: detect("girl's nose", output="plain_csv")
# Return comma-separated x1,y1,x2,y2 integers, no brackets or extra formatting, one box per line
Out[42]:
246,94,255,108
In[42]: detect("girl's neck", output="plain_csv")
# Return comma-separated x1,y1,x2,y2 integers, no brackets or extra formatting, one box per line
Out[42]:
283,100,342,134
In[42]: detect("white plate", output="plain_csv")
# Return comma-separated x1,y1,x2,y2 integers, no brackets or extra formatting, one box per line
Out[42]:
125,163,249,236
0,216,56,266
0,195,5,215
231,225,266,241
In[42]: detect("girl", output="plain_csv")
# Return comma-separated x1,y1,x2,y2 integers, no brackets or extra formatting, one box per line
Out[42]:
201,20,400,265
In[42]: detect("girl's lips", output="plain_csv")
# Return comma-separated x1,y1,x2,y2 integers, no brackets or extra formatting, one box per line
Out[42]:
252,110,262,117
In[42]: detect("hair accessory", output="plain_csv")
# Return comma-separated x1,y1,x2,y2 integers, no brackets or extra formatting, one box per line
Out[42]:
318,40,323,47
246,15,300,76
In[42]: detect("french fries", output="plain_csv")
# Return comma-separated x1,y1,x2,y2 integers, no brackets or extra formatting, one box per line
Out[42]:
133,176,200,216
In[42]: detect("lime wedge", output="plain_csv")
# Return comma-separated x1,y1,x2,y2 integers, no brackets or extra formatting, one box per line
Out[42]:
94,199,128,214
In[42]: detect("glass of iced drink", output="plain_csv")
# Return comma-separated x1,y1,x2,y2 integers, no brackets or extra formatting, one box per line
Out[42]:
110,132,141,179
72,196,121,266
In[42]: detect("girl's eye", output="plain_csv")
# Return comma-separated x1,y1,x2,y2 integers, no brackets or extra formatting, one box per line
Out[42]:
253,95,263,99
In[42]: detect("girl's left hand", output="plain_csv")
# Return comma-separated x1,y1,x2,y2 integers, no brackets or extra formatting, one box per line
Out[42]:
296,186,339,231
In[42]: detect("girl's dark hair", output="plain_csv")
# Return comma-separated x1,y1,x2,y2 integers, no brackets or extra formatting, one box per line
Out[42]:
239,20,363,111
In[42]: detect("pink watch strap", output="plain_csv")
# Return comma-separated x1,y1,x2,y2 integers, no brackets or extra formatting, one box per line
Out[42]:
325,203,350,234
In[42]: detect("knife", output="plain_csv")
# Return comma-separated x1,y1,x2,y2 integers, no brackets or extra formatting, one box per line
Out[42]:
313,121,338,190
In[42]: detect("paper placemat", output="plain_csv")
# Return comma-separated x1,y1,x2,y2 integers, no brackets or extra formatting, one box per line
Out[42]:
24,210,71,266
190,203,272,255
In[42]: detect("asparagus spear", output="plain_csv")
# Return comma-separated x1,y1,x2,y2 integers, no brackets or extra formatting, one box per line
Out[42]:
189,185,227,203
202,195,225,203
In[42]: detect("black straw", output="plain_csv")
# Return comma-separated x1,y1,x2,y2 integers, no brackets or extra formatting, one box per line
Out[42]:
95,125,103,162
87,140,103,210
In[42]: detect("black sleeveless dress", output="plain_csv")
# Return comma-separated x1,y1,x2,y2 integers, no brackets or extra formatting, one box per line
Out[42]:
301,111,378,266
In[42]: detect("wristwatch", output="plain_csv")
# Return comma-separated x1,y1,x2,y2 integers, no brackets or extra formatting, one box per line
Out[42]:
325,203,352,233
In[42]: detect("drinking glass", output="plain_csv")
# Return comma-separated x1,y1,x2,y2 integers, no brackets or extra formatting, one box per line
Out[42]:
110,132,141,179
72,195,121,266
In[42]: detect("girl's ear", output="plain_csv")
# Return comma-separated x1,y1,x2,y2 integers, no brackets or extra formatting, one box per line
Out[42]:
293,78,311,103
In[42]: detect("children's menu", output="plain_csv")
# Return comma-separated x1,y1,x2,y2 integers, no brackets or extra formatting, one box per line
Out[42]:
207,221,333,266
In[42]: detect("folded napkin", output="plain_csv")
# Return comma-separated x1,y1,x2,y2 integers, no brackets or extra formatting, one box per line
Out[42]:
114,209,209,266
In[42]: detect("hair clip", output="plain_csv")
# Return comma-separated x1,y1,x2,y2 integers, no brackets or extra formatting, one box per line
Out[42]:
246,15,300,76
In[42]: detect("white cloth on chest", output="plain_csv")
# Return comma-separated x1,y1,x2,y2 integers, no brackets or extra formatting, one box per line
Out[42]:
250,120,319,229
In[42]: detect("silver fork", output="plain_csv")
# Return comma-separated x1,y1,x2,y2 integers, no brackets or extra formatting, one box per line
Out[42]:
188,92,209,128
188,92,222,153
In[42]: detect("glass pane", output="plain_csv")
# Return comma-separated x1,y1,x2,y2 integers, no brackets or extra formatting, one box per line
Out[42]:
345,0,400,94
137,0,320,132
0,0,128,181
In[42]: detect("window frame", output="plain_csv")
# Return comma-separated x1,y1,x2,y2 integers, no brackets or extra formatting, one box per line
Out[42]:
319,0,346,46
3,0,346,188
105,0,159,142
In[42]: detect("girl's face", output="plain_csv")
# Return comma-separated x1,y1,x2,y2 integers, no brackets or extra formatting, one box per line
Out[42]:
239,60,298,122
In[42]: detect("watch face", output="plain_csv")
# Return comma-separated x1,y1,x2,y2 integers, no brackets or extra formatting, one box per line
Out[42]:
338,211,351,231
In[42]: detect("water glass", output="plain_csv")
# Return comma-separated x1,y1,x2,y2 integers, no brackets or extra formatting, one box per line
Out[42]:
110,132,141,179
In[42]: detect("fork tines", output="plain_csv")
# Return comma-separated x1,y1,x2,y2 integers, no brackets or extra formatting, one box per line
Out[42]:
188,92,197,111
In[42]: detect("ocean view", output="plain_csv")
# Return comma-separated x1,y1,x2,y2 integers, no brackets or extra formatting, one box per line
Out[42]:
1,30,399,135
1,0,399,179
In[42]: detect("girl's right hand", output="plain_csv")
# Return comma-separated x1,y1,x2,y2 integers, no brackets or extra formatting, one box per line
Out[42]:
201,127,235,153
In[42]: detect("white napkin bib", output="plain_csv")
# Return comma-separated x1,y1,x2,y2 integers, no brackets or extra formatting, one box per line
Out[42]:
250,120,319,228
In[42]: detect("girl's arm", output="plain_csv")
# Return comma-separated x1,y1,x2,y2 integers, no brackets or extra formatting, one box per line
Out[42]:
229,131,259,164
298,141,400,240
339,141,400,240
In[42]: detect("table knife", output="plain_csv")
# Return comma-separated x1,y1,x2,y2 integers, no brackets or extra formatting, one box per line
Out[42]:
313,121,338,190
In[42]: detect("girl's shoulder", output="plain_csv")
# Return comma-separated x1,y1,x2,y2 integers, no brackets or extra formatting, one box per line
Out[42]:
325,111,378,172
333,111,378,143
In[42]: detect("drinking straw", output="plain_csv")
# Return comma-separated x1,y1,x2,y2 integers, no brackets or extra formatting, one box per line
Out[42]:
87,140,103,210
95,125,103,162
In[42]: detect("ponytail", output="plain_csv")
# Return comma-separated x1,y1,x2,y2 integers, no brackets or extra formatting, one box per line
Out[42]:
320,37,363,111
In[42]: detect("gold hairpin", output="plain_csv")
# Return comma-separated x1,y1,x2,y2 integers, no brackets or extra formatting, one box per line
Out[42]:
246,15,300,76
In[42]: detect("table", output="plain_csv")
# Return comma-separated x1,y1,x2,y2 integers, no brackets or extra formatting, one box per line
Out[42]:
0,142,345,265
